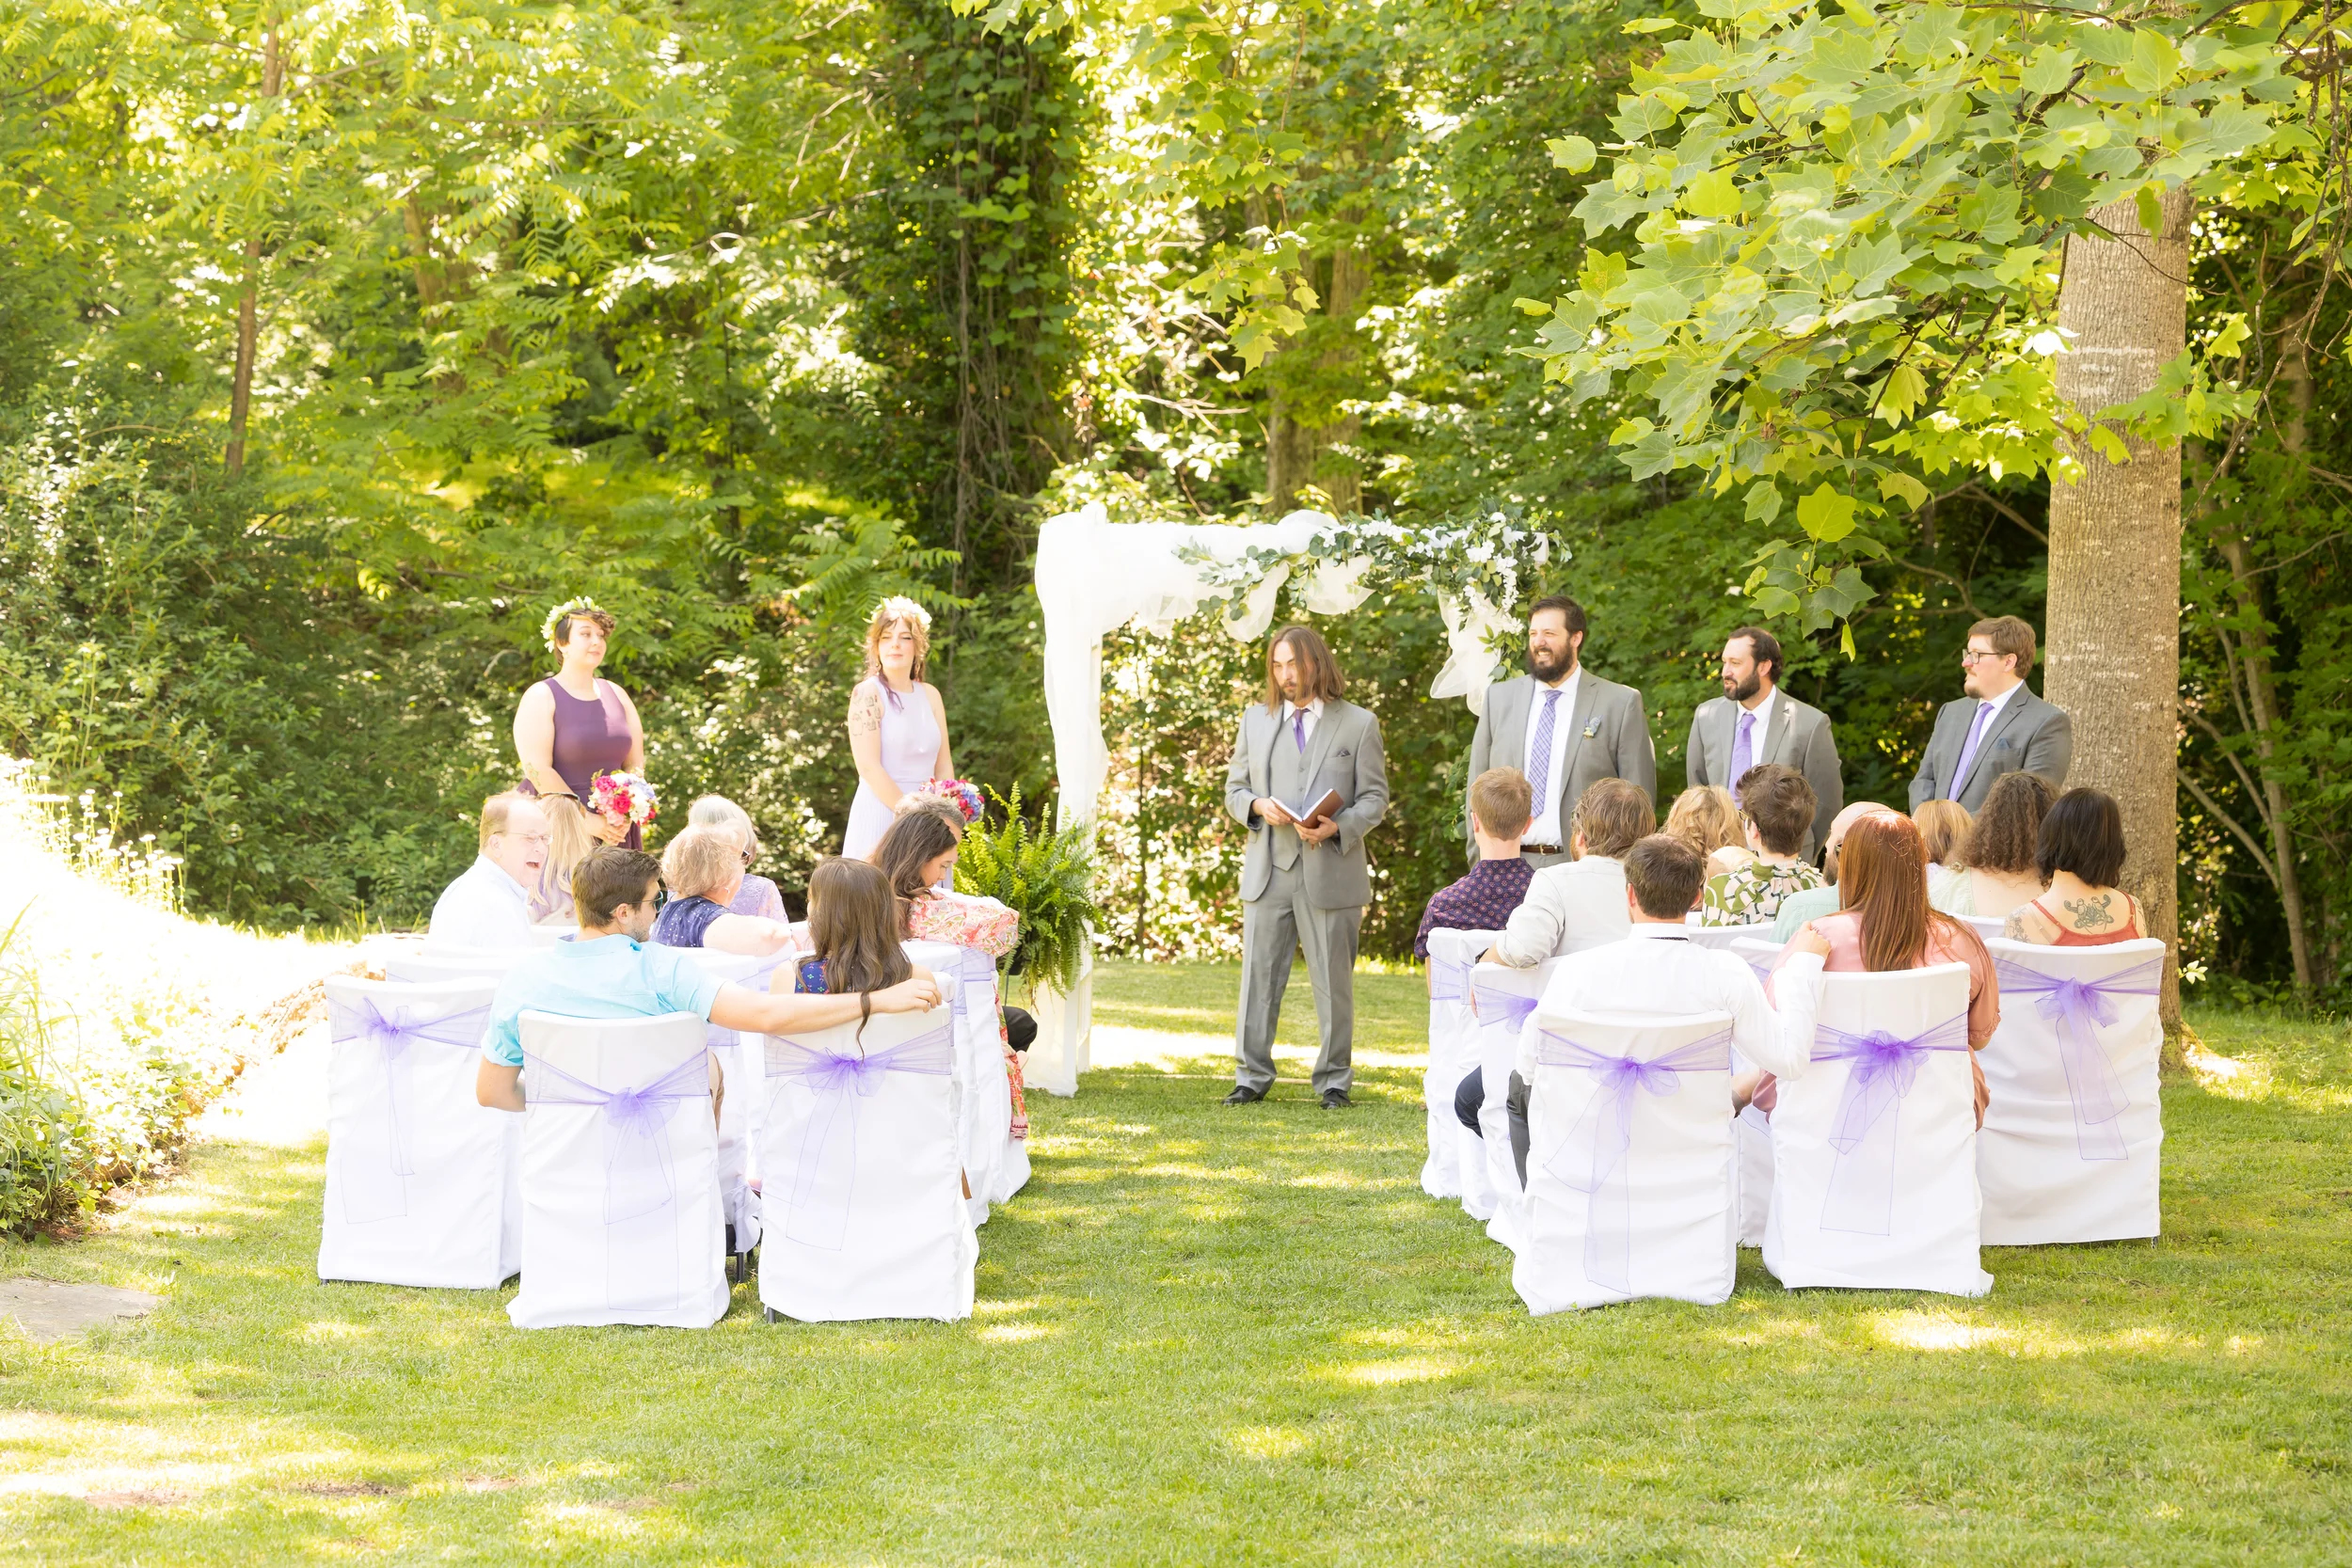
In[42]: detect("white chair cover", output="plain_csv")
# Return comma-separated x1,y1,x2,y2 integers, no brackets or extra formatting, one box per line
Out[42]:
1728,936,1786,1246
528,924,579,947
1962,914,2006,943
1515,1007,1739,1312
318,977,520,1289
1467,958,1562,1248
1421,928,1499,1204
1687,922,1777,952
958,944,1028,1212
508,1011,727,1329
1764,963,1992,1296
385,947,527,984
906,939,992,1225
680,948,795,1255
1979,937,2165,1244
755,1004,977,1323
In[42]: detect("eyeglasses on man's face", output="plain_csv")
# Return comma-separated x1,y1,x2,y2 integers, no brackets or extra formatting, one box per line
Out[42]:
1959,646,2002,665
497,831,552,848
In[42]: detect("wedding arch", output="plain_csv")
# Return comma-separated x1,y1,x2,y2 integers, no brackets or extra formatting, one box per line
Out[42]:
1023,499,1546,1095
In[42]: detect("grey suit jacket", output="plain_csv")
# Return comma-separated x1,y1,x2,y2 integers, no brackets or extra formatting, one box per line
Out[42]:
1686,689,1844,858
1223,699,1389,909
1466,671,1656,858
1908,688,2073,812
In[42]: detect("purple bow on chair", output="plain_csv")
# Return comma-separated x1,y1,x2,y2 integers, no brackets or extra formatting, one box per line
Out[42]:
766,1025,958,1251
1993,955,2161,1162
1428,954,1470,1005
326,994,490,1224
1533,1027,1734,1295
522,1047,714,1312
1470,974,1540,1033
1811,1013,1972,1235
953,947,996,1025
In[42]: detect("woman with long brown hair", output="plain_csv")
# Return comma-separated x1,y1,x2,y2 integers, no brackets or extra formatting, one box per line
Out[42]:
842,596,953,860
792,858,915,1028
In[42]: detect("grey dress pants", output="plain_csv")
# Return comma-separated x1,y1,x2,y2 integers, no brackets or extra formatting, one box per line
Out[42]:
1234,858,1363,1096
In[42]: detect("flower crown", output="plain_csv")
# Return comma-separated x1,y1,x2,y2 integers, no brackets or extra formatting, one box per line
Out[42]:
874,594,932,632
542,596,607,651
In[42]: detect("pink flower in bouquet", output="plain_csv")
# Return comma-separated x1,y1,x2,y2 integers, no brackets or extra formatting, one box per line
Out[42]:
927,777,984,824
591,770,659,829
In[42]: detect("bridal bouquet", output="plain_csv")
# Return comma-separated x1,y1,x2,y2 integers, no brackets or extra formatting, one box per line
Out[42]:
590,770,659,830
927,777,985,824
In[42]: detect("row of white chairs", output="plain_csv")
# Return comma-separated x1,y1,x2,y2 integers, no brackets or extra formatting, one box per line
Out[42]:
319,937,1028,1326
1422,926,2166,1312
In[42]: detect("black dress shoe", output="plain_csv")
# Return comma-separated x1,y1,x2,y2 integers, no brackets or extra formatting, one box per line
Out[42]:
1320,1088,1351,1110
1222,1085,1266,1105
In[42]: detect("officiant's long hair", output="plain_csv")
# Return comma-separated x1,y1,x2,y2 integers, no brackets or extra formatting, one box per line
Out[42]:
1263,625,1344,713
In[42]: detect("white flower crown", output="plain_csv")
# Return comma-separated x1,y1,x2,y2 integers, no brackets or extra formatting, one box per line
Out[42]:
543,595,608,651
874,594,932,631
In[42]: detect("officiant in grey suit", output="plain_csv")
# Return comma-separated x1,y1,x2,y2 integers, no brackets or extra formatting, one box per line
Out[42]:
1909,615,2073,811
1686,625,1843,859
1466,595,1655,868
1221,625,1389,1109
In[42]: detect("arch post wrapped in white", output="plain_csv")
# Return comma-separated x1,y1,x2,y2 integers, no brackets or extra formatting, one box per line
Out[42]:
1979,937,2166,1244
1516,1008,1740,1312
1763,963,1992,1296
1466,958,1562,1244
1420,927,1499,1205
319,976,521,1289
755,1005,976,1323
509,1011,728,1329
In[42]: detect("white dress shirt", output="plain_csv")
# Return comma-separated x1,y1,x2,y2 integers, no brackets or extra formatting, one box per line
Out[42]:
1494,850,1629,967
428,855,536,951
1524,667,1581,847
1280,696,1325,748
1968,679,2022,728
1517,923,1824,1087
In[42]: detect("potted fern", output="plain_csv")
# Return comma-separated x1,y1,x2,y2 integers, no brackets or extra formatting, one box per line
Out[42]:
953,788,1099,1095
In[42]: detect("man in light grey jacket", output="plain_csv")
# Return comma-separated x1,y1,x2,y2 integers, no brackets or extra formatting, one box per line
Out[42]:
1467,595,1655,868
1909,615,2073,812
1221,625,1389,1109
1685,625,1843,859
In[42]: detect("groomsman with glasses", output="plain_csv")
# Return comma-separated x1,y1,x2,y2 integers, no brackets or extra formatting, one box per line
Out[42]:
1466,595,1655,869
1909,615,2073,813
1222,626,1390,1110
1685,626,1844,861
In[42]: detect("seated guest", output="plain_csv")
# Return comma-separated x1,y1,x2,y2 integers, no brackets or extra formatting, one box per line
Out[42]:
1932,770,2055,919
872,812,1037,1056
1664,784,1755,886
475,847,940,1112
649,826,802,956
1699,765,1824,927
1485,778,1653,967
527,792,596,925
1769,813,1999,1122
897,789,973,839
794,857,913,1003
1915,798,1972,877
1488,835,1828,1180
2004,787,2146,944
430,792,549,949
1415,768,1536,965
1771,800,1901,941
688,794,787,920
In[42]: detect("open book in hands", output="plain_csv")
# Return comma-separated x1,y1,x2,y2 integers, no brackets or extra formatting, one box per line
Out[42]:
1289,789,1344,830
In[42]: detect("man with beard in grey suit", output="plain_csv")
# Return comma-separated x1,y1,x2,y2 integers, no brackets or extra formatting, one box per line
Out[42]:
1467,595,1655,869
1909,615,2073,812
1221,625,1389,1109
1685,625,1843,860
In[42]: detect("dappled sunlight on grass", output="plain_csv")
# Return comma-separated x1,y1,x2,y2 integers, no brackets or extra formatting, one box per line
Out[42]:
1225,1426,1311,1460
974,1323,1058,1344
1333,1356,1458,1386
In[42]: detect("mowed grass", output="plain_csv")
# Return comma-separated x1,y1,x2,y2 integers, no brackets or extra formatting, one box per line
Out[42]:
0,988,2344,1563
1090,958,1430,1053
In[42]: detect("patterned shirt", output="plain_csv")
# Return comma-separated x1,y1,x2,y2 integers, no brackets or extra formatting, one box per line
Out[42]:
1415,856,1536,959
1701,857,1826,927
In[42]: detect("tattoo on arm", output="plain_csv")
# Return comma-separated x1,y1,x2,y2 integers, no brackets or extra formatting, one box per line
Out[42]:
848,689,881,738
2062,893,2117,930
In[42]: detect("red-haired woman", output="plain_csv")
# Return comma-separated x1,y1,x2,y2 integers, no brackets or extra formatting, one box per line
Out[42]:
1767,813,2001,1121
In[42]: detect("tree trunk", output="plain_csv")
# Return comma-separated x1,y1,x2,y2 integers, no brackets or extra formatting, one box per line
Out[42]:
225,24,285,480
2042,189,2191,1028
1266,241,1369,515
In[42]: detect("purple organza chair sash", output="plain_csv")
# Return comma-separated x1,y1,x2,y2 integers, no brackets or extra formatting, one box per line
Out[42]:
1470,974,1540,1033
327,994,490,1224
1533,1027,1733,1295
953,947,995,1023
1993,954,2161,1162
1428,953,1470,1005
1811,1012,1972,1235
765,1024,958,1251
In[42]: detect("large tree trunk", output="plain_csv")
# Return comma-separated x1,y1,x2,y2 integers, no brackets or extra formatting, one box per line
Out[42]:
225,24,285,480
2043,189,2191,1028
1266,241,1369,515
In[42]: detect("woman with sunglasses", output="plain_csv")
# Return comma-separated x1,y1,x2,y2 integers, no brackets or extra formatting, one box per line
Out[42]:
648,826,803,956
687,794,788,921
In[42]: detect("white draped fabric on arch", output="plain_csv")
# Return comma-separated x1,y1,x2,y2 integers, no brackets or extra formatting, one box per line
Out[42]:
1027,500,1541,1093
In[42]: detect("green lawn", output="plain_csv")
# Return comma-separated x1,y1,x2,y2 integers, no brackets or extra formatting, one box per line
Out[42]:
1089,958,1433,1053
0,998,2345,1563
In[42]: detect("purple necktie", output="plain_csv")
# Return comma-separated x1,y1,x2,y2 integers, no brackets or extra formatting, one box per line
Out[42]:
1728,709,1756,801
1950,700,1996,792
1525,688,1563,828
1293,707,1307,752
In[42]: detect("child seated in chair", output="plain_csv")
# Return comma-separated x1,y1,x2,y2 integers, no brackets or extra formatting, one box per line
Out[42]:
1415,768,1536,964
792,857,914,1012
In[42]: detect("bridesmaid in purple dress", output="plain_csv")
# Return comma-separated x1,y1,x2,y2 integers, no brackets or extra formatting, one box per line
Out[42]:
843,595,952,860
514,599,649,869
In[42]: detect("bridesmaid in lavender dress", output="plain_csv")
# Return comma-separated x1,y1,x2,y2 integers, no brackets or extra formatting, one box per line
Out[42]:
842,595,952,860
513,600,649,886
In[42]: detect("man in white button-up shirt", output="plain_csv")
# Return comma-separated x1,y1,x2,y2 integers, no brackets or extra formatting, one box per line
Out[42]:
1484,778,1653,968
428,792,548,950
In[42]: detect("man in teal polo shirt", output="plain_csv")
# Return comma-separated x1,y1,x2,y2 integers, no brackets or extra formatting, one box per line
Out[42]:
475,847,939,1111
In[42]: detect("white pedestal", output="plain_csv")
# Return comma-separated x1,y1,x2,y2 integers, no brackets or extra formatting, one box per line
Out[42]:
1027,956,1093,1098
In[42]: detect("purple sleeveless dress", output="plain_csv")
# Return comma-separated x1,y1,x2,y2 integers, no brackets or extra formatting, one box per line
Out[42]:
842,676,942,859
532,676,641,849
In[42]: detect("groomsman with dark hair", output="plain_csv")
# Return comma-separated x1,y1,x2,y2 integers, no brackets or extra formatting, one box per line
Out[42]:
1222,625,1390,1110
1467,595,1655,869
1909,615,2073,812
1685,625,1843,860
